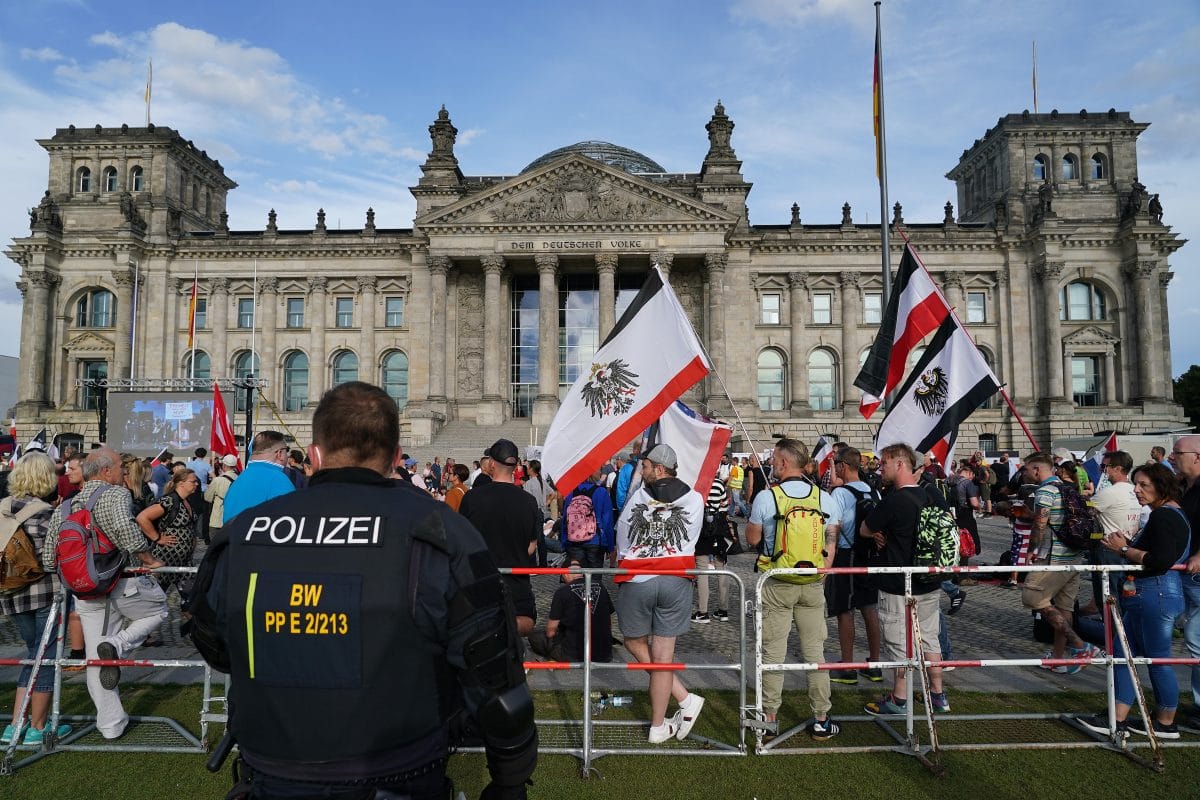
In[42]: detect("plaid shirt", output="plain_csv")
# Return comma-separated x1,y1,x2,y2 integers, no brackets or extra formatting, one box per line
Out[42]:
0,497,60,616
42,480,151,575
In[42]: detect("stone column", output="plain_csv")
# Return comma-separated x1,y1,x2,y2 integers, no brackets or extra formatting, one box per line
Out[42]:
596,253,618,340
111,268,136,380
167,278,185,376
654,251,674,281
308,276,328,403
839,271,859,408
358,275,377,386
258,277,279,393
427,256,451,401
1063,348,1074,404
788,272,810,414
1125,260,1161,400
15,270,59,410
943,273,965,316
994,268,1010,400
1033,260,1065,403
533,254,560,426
1103,349,1118,406
705,253,728,403
210,277,230,377
475,255,507,424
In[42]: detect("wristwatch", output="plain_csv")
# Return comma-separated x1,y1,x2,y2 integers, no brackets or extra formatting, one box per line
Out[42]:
1120,545,1130,556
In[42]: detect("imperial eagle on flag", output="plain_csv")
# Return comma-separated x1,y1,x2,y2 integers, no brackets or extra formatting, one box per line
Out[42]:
542,266,710,497
854,243,952,419
874,314,1000,456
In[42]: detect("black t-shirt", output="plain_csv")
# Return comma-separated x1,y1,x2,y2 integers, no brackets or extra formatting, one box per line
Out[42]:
1132,505,1192,577
548,581,614,662
459,481,541,570
862,484,939,595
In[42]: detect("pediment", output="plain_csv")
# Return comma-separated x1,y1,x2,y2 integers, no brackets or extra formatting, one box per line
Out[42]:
417,155,738,230
64,330,114,353
1063,325,1119,348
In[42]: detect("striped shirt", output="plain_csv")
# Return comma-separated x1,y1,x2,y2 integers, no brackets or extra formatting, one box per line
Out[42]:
707,476,730,514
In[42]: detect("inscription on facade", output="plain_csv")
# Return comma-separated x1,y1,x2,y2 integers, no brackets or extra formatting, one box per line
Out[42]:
501,237,656,253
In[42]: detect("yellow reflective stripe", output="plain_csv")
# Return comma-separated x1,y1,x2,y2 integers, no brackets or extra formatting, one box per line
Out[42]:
245,572,258,679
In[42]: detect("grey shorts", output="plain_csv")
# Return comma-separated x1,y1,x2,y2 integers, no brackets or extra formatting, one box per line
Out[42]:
614,576,693,638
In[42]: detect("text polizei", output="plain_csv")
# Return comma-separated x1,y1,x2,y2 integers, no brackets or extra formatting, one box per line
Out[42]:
244,515,384,545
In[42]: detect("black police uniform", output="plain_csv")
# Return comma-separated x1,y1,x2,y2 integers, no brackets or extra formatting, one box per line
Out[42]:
203,466,537,799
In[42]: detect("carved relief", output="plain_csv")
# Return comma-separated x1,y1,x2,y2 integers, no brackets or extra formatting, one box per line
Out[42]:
456,272,485,396
210,277,230,294
1031,260,1064,282
490,167,656,223
673,270,703,332
307,276,328,292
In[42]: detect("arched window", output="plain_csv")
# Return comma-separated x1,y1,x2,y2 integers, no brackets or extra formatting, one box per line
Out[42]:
756,349,786,411
1059,281,1107,321
1090,153,1106,180
381,351,409,410
184,351,211,380
75,289,115,327
1061,154,1078,180
282,351,309,412
233,351,260,412
77,166,92,193
808,348,838,411
102,166,118,192
130,165,145,192
1032,155,1047,181
331,350,358,386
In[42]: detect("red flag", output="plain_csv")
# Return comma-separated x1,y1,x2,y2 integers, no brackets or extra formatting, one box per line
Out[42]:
186,277,198,349
211,384,242,469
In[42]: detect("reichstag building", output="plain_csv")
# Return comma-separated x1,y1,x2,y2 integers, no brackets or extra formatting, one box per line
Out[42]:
6,103,1187,456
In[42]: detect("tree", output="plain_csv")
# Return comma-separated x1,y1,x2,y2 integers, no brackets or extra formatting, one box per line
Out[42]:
1173,364,1200,429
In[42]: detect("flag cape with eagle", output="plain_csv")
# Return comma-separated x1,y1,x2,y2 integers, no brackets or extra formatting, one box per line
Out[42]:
541,266,709,497
874,314,1000,460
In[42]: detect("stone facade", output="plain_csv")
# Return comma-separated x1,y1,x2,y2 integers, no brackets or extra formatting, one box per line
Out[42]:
5,106,1187,454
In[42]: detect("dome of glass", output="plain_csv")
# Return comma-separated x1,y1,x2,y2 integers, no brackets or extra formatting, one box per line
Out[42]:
522,141,666,174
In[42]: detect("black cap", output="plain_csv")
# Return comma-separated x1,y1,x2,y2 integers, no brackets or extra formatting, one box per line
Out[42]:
484,439,519,467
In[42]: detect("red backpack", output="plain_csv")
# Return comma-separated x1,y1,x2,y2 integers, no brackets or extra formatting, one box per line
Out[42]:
55,486,127,599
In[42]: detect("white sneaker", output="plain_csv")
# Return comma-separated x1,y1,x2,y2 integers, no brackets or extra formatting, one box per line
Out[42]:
676,693,705,740
648,719,679,744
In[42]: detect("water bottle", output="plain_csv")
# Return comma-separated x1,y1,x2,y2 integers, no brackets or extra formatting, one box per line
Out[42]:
590,691,609,713
1121,575,1136,598
610,695,633,708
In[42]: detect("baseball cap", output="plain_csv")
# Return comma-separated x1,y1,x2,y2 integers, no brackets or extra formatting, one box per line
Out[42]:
404,457,417,468
644,443,678,470
484,439,519,467
1051,447,1073,464
221,454,239,467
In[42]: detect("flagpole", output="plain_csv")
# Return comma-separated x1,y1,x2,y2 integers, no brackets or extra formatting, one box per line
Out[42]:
875,1,893,303
251,257,258,432
1031,41,1039,114
145,59,152,126
190,259,198,380
129,256,139,380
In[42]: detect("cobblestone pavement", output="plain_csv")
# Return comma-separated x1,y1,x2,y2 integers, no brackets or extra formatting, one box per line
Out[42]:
3,516,1193,702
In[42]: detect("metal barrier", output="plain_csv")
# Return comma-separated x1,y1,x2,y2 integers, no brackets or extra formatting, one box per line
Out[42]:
751,561,1200,773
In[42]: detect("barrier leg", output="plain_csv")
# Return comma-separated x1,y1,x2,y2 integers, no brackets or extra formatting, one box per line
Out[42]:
908,595,944,775
1107,595,1164,772
579,569,598,779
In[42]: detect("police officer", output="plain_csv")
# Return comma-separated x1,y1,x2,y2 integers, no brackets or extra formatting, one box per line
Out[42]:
197,381,537,799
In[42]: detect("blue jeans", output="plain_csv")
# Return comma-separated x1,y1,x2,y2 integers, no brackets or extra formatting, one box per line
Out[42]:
1182,571,1200,708
12,604,56,694
1113,573,1185,710
730,493,749,518
938,609,953,660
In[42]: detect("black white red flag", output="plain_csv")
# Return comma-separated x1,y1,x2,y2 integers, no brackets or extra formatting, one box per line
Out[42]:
813,435,836,478
854,243,952,419
542,267,709,497
874,314,1000,459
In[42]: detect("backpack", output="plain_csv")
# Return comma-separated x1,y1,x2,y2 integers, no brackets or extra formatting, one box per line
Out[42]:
1054,481,1101,550
841,484,880,560
181,529,230,673
912,496,960,585
756,478,829,585
55,485,128,600
0,497,51,595
566,485,602,543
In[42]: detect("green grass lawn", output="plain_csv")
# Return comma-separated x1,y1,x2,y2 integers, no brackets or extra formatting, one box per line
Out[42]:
3,685,1198,800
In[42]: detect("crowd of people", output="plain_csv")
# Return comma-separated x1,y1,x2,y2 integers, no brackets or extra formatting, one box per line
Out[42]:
2,406,1199,777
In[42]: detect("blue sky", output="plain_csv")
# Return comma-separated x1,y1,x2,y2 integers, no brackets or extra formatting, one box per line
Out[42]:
2,0,1198,377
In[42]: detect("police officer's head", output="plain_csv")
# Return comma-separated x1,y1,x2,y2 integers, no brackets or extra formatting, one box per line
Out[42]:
309,381,400,475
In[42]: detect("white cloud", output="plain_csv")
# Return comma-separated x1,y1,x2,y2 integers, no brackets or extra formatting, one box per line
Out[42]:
458,128,484,147
730,0,867,28
19,47,63,62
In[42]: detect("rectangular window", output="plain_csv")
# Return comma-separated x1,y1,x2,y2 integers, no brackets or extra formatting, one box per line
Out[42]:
966,292,987,324
385,296,405,327
80,360,107,411
237,297,254,329
760,292,781,325
286,297,305,328
864,292,882,324
194,297,207,330
812,292,832,325
335,297,354,328
1071,356,1102,407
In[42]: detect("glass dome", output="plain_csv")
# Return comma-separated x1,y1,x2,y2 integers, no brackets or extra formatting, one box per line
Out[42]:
522,141,666,174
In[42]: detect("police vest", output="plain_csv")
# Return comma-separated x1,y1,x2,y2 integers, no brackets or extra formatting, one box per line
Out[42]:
222,477,456,773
